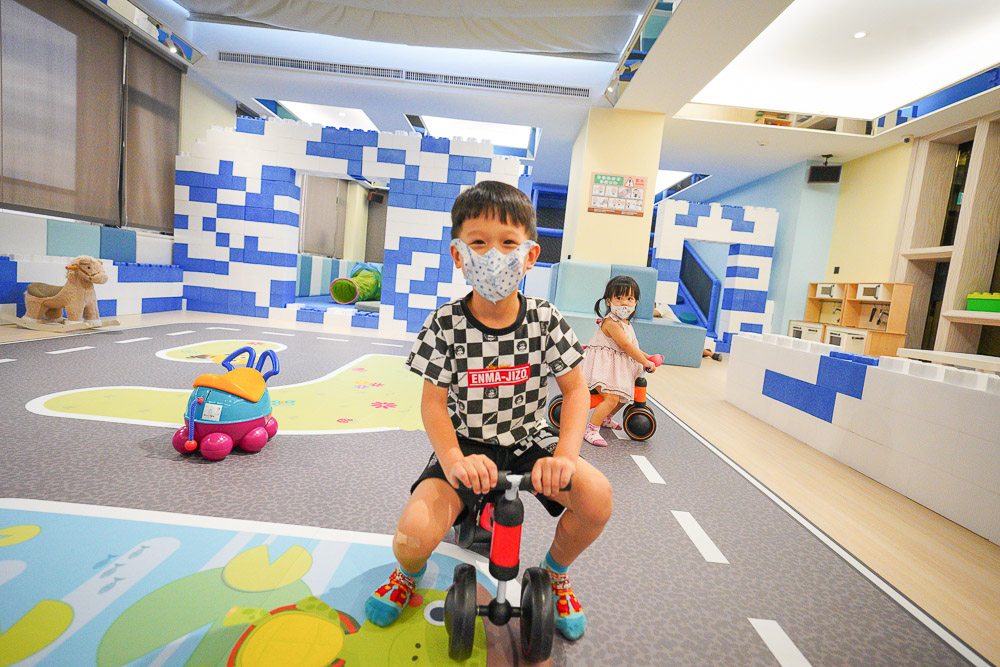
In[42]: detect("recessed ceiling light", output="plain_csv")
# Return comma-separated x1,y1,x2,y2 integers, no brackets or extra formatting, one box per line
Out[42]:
853,31,867,39
607,86,614,92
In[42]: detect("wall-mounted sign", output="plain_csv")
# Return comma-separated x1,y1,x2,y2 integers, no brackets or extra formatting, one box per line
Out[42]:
588,173,646,217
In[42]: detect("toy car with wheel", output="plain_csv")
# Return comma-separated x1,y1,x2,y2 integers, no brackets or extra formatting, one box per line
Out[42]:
445,471,570,663
548,354,662,441
172,346,280,460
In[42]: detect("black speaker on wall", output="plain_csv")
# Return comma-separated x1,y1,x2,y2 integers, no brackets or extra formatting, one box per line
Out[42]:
809,155,841,183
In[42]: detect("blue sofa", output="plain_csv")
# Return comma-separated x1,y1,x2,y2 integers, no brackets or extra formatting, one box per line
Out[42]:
547,261,706,368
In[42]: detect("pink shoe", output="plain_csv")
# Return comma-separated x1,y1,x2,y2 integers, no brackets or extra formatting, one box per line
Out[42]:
601,417,622,430
584,423,607,447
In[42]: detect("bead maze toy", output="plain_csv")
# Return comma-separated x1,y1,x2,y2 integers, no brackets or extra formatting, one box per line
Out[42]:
172,346,280,460
548,354,663,441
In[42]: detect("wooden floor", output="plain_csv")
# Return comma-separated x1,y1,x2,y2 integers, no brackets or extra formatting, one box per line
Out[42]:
646,357,1000,666
4,316,999,663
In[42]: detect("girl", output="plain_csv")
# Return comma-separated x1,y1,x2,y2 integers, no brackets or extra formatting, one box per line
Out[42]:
581,275,658,446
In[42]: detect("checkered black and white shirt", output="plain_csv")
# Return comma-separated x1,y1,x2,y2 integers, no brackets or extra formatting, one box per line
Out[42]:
407,293,584,450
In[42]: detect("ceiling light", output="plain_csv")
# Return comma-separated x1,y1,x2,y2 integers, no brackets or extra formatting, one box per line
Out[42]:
420,116,533,149
853,31,867,39
607,86,614,92
277,101,378,131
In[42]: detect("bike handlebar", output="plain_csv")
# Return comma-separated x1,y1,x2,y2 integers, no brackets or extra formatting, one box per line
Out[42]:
496,471,572,492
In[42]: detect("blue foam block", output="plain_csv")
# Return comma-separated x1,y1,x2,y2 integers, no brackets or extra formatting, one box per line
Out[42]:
816,354,868,400
762,370,836,422
236,117,265,135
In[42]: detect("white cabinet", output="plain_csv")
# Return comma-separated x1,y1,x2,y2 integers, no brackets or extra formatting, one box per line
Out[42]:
814,283,844,300
789,320,825,342
825,326,868,354
856,283,893,302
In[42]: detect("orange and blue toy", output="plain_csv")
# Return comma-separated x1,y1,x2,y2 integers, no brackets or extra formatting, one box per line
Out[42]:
172,347,280,460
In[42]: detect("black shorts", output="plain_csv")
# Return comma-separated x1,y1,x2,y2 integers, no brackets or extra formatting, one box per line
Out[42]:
410,433,567,525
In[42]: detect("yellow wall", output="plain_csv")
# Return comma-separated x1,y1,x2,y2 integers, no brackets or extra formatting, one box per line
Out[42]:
825,143,913,282
342,182,370,261
563,108,665,266
179,74,236,155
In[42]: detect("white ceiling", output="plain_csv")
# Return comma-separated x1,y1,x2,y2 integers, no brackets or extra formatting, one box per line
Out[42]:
691,0,1000,119
138,0,1000,200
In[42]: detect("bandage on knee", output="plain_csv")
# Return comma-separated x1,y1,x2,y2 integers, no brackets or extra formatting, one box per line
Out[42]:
393,530,421,549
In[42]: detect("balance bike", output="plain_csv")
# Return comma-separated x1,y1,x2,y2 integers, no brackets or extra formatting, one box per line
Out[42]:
548,354,663,441
445,471,570,662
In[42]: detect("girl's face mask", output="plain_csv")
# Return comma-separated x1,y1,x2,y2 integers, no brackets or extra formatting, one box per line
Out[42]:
451,239,537,303
609,303,635,319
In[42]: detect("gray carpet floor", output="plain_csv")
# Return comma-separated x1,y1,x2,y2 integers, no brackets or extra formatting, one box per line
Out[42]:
0,323,987,666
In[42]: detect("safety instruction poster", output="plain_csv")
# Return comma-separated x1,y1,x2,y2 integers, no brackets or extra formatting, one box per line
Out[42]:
588,173,646,217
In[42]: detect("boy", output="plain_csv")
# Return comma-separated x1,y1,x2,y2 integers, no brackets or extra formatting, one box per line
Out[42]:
365,180,613,641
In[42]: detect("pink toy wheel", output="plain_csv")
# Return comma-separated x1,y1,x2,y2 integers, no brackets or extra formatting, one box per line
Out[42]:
239,427,269,453
265,416,278,439
200,433,234,460
172,427,196,454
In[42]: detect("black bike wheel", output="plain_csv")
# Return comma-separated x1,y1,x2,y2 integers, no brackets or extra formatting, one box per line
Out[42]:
624,408,656,441
445,563,478,661
520,567,554,662
547,398,563,429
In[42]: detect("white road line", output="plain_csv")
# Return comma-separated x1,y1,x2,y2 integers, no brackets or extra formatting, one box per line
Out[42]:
261,331,294,337
47,346,94,355
630,454,665,484
372,342,403,348
318,337,349,342
0,358,15,364
671,511,730,564
649,395,992,667
748,618,811,667
610,425,627,439
115,337,151,344
165,330,195,336
206,327,239,331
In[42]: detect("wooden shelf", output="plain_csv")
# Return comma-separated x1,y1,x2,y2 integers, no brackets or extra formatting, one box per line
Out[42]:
901,245,954,261
942,310,1000,326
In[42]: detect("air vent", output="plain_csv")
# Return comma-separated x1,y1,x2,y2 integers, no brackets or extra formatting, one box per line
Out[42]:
219,51,590,99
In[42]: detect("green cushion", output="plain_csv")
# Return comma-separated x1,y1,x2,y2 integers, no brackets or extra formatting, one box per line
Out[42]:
47,219,100,259
551,261,611,315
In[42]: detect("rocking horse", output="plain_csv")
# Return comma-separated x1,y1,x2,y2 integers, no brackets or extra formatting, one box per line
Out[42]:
1,256,120,333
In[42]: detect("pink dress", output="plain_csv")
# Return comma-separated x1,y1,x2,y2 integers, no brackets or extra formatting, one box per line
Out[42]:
582,313,642,404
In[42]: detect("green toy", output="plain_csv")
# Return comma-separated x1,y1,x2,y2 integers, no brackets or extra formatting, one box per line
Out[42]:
966,292,1000,312
331,263,381,305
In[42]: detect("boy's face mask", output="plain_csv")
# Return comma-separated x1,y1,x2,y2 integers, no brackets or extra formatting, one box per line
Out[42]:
609,303,635,319
451,239,537,303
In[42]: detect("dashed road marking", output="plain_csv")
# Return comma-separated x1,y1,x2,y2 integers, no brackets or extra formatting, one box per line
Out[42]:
630,454,665,484
262,331,294,337
115,337,152,344
0,358,15,364
318,337,349,342
47,346,95,355
748,618,811,666
206,327,239,331
671,511,729,564
165,330,195,336
372,342,403,348
610,425,627,439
